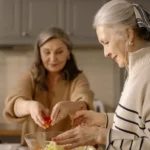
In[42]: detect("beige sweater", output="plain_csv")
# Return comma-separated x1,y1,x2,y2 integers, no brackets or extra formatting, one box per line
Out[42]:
3,70,94,145
106,47,150,150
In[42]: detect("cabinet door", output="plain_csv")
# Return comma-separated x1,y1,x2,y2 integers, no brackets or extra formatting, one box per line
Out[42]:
0,0,21,44
22,0,65,44
66,0,107,46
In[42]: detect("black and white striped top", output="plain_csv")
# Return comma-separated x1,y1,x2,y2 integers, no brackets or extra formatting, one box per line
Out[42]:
106,47,150,150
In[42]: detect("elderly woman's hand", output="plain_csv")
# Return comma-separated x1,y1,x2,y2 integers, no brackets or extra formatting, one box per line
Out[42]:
53,125,108,149
51,101,86,125
29,101,50,129
72,110,106,127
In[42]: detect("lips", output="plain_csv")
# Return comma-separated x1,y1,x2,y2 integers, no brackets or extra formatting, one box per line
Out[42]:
50,64,58,67
112,56,117,60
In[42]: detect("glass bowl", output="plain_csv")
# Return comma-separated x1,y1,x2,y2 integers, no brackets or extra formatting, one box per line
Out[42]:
24,131,62,150
24,131,95,150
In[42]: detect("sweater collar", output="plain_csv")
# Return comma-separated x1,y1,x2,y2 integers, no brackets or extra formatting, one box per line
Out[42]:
128,46,150,75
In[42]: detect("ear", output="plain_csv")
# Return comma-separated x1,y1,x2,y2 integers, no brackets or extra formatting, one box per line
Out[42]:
125,27,135,43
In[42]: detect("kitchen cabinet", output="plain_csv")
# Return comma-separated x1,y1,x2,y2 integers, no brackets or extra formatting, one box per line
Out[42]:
0,0,21,44
21,0,65,44
65,0,106,46
0,0,65,45
0,0,107,46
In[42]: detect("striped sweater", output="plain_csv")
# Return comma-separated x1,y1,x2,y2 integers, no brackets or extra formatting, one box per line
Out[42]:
106,47,150,150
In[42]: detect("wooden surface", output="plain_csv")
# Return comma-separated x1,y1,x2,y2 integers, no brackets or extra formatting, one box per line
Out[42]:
0,130,21,136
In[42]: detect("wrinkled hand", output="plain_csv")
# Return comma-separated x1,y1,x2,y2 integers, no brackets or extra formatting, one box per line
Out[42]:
73,110,106,127
53,125,107,149
51,101,84,126
29,101,50,129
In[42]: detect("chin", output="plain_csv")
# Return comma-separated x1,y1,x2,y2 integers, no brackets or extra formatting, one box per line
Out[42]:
118,65,125,68
48,67,63,73
117,59,128,68
117,62,126,68
48,69,61,73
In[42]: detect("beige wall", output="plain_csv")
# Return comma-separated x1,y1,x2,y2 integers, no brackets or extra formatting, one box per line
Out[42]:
0,47,117,123
74,48,117,111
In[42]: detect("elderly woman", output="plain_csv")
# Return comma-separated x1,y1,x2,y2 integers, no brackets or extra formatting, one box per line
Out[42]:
53,0,150,149
3,27,94,145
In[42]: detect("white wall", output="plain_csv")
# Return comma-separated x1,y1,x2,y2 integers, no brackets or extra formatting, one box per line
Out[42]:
0,46,117,123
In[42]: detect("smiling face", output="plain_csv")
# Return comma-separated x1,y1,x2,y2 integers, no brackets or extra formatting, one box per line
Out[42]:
40,38,70,73
96,25,128,68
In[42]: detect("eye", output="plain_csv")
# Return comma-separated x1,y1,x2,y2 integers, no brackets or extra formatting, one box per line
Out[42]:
44,50,50,55
104,42,109,45
56,50,63,54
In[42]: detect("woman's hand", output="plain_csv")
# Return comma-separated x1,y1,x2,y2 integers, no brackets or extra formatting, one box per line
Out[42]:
29,101,50,129
72,110,106,127
53,125,108,149
51,101,86,125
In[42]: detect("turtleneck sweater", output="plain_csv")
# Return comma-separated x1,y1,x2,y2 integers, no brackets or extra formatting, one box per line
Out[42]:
106,46,150,150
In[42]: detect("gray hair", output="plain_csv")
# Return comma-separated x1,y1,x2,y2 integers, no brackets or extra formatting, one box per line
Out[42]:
32,27,81,91
93,0,136,28
37,27,73,50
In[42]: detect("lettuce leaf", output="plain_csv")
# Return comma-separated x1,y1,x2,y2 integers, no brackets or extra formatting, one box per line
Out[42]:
44,141,64,150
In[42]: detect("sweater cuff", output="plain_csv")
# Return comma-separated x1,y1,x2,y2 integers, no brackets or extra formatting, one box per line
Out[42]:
14,98,30,117
106,113,114,128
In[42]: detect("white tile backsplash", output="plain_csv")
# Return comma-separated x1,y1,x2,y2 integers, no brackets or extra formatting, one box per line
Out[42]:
0,47,117,123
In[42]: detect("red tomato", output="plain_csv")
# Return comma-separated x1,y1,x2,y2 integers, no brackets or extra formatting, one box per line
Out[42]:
42,111,52,128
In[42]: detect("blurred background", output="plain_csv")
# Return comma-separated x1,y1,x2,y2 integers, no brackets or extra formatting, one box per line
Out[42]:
0,0,148,145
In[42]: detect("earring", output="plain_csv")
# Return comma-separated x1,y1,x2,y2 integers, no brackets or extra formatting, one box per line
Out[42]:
129,41,133,46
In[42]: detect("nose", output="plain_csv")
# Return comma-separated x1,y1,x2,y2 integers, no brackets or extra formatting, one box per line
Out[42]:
50,53,57,62
104,48,111,57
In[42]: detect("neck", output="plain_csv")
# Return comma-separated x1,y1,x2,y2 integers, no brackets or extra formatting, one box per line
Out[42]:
130,38,149,52
49,72,60,83
128,46,150,75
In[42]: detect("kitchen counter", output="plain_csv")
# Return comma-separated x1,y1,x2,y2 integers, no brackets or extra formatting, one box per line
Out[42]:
0,130,21,136
0,123,21,143
0,123,21,136
0,143,28,150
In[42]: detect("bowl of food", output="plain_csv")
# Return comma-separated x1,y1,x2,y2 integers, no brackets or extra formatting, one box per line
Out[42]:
24,131,94,150
24,131,61,150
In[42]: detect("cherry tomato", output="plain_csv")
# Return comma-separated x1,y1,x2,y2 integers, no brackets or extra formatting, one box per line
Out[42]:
42,111,52,128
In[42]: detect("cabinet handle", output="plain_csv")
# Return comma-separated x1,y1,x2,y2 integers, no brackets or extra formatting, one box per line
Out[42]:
22,32,28,37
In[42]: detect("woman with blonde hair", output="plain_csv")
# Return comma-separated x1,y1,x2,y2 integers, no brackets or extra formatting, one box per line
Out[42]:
53,0,150,149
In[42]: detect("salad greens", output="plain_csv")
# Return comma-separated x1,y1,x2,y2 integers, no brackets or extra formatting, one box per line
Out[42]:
44,141,64,150
43,141,86,150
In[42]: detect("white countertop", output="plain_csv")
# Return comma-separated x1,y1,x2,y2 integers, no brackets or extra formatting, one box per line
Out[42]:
0,144,28,150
